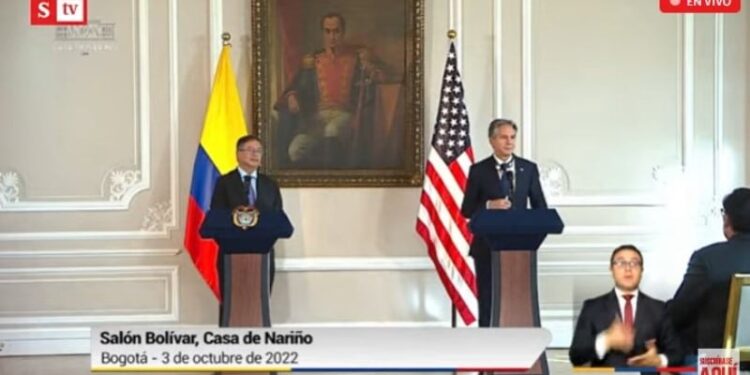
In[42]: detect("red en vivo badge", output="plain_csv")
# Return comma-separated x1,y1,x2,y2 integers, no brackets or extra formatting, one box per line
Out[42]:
660,0,741,13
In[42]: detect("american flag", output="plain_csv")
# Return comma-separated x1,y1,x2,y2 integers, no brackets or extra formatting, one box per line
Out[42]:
416,42,478,326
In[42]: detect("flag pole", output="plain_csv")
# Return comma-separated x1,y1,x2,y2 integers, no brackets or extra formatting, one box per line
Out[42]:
184,28,248,299
418,25,477,331
447,27,458,330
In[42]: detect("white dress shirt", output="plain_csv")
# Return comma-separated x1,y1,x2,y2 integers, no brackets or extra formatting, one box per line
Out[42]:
237,167,258,199
485,155,515,209
493,154,515,179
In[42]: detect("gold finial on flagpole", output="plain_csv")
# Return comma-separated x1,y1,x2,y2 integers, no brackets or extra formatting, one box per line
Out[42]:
222,32,232,46
447,29,457,39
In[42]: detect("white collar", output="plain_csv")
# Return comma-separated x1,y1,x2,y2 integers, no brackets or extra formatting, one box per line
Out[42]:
237,167,258,179
614,287,639,300
492,154,515,166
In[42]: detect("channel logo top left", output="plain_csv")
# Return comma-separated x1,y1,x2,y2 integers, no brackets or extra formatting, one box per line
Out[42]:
30,0,88,26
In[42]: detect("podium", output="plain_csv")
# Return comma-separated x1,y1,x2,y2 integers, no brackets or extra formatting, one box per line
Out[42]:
201,209,293,327
470,209,564,375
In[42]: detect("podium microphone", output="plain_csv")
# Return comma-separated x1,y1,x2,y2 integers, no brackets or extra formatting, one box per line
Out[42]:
506,170,514,203
495,164,514,202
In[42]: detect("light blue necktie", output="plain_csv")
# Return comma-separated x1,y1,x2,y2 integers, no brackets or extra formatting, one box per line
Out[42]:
243,175,256,206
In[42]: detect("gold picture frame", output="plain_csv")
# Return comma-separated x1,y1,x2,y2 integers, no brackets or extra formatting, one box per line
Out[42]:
251,0,424,187
724,273,750,361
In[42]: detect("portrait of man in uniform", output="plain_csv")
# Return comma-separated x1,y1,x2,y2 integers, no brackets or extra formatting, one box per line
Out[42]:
252,0,423,186
274,12,387,169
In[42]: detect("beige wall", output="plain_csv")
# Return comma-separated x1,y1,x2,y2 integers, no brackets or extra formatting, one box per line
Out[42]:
0,0,748,373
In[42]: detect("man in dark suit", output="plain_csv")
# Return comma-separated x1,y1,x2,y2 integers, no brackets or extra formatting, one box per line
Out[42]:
460,118,547,327
569,245,683,368
667,187,750,355
210,135,283,322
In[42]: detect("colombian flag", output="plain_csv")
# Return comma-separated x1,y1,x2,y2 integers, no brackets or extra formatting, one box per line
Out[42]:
184,44,248,298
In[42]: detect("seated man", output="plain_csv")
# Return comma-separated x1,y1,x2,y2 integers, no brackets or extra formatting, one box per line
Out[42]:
667,187,750,355
569,245,682,368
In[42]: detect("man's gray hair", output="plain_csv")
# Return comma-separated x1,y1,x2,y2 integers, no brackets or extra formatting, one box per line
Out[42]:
488,118,518,138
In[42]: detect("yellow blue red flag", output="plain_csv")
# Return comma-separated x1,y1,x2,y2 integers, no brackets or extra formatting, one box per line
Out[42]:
184,44,248,298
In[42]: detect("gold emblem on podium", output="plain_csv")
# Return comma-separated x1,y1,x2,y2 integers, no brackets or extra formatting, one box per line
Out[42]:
232,206,259,229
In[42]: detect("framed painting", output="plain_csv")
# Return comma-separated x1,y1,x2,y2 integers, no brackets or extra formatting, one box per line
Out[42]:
251,0,424,187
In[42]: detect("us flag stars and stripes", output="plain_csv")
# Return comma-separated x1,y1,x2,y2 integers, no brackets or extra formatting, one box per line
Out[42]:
434,52,471,162
416,42,478,326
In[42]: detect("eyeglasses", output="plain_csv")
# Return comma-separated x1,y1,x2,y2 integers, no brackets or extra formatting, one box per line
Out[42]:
611,259,642,269
238,148,263,155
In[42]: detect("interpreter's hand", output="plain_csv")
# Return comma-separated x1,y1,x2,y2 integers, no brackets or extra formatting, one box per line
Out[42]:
605,318,634,353
627,339,661,367
288,94,300,113
487,198,512,210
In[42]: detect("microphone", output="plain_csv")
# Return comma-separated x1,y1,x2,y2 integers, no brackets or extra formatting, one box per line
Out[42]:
505,170,515,200
496,163,514,202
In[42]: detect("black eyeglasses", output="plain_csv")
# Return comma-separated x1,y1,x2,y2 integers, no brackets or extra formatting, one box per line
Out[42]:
611,259,642,269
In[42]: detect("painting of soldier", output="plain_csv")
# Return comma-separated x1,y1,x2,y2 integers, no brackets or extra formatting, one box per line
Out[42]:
252,0,423,186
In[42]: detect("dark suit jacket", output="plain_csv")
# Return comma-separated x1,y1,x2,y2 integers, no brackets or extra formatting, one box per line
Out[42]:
209,169,283,324
210,169,282,213
569,290,683,367
460,155,547,256
666,233,750,353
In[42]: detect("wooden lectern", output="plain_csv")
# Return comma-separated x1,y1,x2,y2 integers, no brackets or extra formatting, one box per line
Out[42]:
470,209,564,375
201,209,293,375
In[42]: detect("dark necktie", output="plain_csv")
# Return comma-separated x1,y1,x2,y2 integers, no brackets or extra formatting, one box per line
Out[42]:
623,294,634,329
498,162,512,198
243,175,256,206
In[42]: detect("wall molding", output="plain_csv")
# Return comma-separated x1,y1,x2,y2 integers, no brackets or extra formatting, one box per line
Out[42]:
0,229,175,242
713,14,725,198
682,14,695,174
0,0,151,212
209,0,224,79
280,257,433,272
0,266,179,325
493,0,502,118
521,3,700,207
449,0,462,67
0,0,180,241
551,225,659,235
277,256,611,276
547,194,667,207
521,0,533,158
0,327,90,356
167,0,180,236
0,248,180,258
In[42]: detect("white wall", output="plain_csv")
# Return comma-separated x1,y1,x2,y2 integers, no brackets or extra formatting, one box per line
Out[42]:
0,1,747,373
